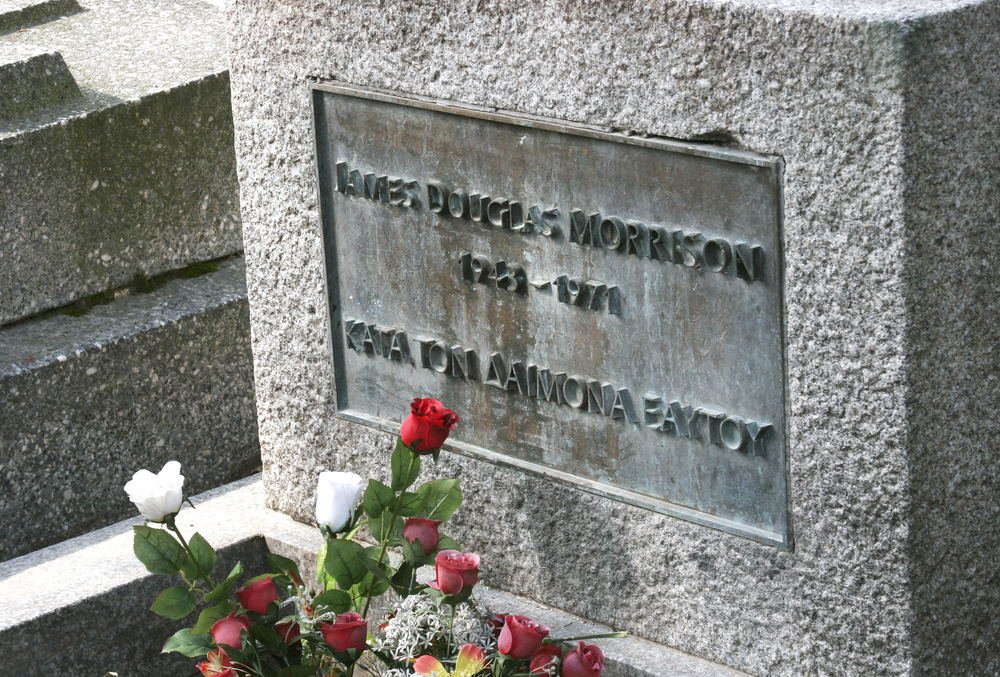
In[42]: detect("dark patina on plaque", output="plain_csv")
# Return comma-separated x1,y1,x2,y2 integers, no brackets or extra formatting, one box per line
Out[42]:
312,82,790,548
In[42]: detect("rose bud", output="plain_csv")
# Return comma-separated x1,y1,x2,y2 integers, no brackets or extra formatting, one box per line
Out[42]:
498,614,550,659
561,642,605,677
399,397,459,454
315,470,365,533
403,517,441,555
210,612,251,648
196,648,234,677
235,576,278,614
428,550,480,596
123,460,184,522
319,611,368,653
530,643,563,675
274,621,301,645
487,613,509,636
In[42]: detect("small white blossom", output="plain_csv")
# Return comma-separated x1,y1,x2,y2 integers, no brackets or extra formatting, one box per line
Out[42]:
315,471,364,533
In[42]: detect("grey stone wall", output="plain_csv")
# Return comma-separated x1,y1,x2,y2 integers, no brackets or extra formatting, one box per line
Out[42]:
224,1,999,674
902,4,1000,673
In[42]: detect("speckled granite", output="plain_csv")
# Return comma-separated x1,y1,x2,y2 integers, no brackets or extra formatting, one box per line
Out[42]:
0,0,241,325
224,1,999,674
0,257,260,560
0,43,80,118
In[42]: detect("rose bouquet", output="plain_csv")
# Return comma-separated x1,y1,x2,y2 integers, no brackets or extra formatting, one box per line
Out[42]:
126,397,622,676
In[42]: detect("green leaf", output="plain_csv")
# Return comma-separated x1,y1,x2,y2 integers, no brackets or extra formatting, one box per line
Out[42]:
312,588,352,614
363,479,395,518
191,601,237,635
316,541,337,590
161,628,212,657
251,624,286,656
435,535,461,553
133,525,186,576
187,533,216,577
397,491,423,517
390,438,421,490
414,479,462,521
205,562,243,604
401,540,429,566
323,538,369,589
368,514,404,544
150,586,197,620
266,552,303,586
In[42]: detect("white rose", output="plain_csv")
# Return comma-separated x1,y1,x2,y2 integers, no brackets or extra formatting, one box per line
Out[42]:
124,460,185,522
315,470,365,533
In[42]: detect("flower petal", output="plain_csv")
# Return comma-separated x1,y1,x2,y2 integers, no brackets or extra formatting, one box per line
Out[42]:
456,643,487,676
413,655,449,677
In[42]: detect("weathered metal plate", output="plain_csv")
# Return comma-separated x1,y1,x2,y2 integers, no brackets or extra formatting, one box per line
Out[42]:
312,83,790,548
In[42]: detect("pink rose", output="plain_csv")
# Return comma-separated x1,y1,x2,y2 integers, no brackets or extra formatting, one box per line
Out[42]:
428,550,479,596
235,576,278,614
403,518,441,555
498,615,550,660
561,642,605,677
400,398,459,453
210,613,250,648
319,611,367,653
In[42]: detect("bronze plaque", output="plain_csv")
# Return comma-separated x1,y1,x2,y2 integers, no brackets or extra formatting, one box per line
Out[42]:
312,83,790,547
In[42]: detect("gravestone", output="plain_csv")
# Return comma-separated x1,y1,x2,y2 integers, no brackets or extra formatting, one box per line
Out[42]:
225,1,999,674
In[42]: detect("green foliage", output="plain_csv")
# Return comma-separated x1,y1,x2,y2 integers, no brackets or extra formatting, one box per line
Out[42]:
205,562,243,604
150,586,197,620
187,533,216,577
161,628,212,657
413,479,462,520
363,479,395,518
266,552,303,586
191,601,237,635
133,526,186,576
323,537,369,589
390,438,421,490
312,588,352,614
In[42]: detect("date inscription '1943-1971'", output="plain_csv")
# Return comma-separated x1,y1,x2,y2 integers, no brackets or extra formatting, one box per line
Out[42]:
312,83,789,548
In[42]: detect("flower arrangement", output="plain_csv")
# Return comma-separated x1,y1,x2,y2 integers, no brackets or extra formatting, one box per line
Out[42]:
125,397,622,676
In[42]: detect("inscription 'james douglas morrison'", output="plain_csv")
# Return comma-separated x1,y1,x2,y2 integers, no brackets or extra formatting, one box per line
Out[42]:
344,319,773,458
335,161,765,284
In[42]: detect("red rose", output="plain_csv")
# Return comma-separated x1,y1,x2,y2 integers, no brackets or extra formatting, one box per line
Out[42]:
403,517,441,555
487,613,509,636
498,615,550,660
319,611,368,653
235,576,279,614
428,550,479,596
530,643,563,674
210,613,250,648
400,398,459,453
561,642,605,677
197,648,234,677
275,621,300,645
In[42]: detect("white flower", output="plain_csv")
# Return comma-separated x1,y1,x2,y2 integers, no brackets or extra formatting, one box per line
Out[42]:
124,460,184,522
315,470,365,533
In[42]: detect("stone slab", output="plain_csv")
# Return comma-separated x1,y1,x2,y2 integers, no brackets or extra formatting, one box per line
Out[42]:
0,256,260,560
224,0,1000,674
0,0,80,34
0,0,241,325
0,43,80,118
0,475,743,676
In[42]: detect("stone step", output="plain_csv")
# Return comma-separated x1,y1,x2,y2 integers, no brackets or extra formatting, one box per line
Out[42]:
0,0,80,34
0,256,260,561
0,43,81,118
0,0,241,326
0,475,745,676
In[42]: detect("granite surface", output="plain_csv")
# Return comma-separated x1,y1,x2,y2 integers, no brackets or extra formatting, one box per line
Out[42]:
0,0,241,325
224,0,999,674
0,257,260,560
